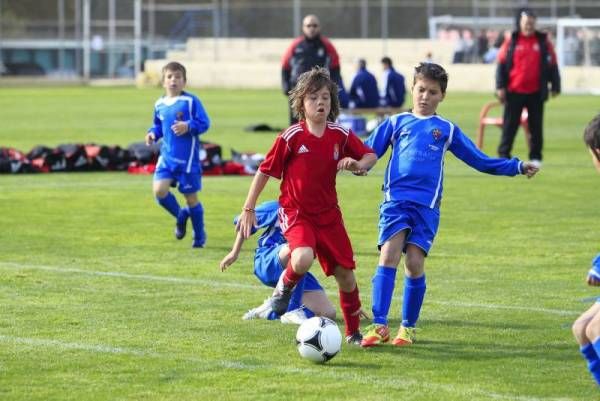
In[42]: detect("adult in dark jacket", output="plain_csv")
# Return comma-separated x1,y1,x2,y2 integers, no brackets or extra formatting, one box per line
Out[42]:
281,15,341,124
349,59,379,109
379,57,405,108
495,8,561,165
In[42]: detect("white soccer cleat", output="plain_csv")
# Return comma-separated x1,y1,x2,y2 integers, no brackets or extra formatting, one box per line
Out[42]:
242,298,273,320
280,307,309,325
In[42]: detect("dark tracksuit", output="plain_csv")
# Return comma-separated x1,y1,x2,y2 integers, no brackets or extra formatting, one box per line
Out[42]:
281,35,341,124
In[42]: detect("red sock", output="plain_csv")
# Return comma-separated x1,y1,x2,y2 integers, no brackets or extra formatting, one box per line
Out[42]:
339,285,361,336
282,261,303,288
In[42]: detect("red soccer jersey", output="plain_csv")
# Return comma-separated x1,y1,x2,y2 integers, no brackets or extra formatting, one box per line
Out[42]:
259,121,374,216
498,33,558,94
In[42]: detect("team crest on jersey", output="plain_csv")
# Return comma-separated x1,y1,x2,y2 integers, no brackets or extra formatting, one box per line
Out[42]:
333,143,339,160
176,111,184,120
431,128,442,140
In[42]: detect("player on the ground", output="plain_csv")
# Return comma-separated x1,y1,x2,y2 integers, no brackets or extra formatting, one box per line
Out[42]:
145,62,210,248
220,200,336,324
571,113,600,387
360,62,539,347
235,67,377,345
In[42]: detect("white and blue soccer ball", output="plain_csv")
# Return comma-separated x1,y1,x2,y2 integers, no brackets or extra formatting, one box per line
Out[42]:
295,316,342,363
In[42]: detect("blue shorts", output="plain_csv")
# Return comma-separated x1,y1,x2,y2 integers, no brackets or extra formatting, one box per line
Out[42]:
254,244,322,291
378,200,440,255
154,157,201,194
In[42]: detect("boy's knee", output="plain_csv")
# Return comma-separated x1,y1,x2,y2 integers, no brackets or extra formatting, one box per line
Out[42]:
585,322,600,344
154,188,169,198
334,268,356,291
404,246,425,276
380,252,401,267
153,181,171,198
291,247,314,271
184,193,199,207
572,319,589,344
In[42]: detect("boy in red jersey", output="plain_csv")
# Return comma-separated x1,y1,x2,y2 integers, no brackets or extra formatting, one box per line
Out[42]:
236,67,377,344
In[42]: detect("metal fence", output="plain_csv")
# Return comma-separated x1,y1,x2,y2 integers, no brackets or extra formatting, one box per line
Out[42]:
1,0,599,79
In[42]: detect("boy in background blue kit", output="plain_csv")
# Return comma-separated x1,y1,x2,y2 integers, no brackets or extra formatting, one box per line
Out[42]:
145,62,210,248
571,113,600,387
220,200,336,324
361,62,539,347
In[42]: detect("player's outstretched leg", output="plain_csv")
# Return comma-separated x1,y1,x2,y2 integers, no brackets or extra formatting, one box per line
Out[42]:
189,203,205,248
156,192,180,218
175,207,189,240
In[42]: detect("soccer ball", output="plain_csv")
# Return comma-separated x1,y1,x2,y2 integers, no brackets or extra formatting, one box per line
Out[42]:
295,316,342,363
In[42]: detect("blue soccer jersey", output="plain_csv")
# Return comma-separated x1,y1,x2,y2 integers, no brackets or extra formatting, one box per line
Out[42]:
234,200,286,248
148,91,210,173
233,201,322,292
365,112,524,208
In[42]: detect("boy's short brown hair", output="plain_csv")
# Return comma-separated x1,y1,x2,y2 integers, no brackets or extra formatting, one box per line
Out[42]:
413,62,448,94
161,61,187,82
584,113,600,162
289,67,340,122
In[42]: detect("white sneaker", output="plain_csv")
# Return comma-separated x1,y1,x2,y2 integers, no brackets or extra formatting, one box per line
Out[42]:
280,307,308,325
529,159,542,169
242,298,273,320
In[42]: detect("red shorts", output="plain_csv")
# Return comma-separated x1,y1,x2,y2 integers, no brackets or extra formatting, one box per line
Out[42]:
278,206,355,276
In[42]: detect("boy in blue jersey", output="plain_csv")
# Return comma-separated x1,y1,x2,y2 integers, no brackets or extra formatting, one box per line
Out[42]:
571,113,600,387
220,200,336,324
145,62,210,248
360,62,539,347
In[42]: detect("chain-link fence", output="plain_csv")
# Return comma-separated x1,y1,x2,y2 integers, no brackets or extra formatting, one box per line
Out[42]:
1,0,600,78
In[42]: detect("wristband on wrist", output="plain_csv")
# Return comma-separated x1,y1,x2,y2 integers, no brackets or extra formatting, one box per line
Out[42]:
242,207,255,213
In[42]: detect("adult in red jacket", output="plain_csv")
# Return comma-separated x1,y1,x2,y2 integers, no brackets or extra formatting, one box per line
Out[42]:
281,15,342,124
495,8,561,165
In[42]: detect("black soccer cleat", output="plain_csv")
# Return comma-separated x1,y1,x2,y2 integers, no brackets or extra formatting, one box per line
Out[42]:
175,208,189,240
345,332,364,346
270,286,293,316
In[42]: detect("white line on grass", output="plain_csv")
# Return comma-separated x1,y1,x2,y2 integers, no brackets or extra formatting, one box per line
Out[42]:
0,261,579,316
0,261,262,290
431,300,579,316
0,334,154,357
0,334,574,401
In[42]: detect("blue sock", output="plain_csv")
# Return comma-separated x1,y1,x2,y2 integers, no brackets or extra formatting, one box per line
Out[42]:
288,277,306,312
156,192,180,218
401,275,426,328
586,341,600,386
371,266,397,325
189,203,205,245
177,206,190,223
302,307,315,319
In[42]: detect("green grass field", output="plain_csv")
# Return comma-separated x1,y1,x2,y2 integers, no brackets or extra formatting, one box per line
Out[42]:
0,86,598,400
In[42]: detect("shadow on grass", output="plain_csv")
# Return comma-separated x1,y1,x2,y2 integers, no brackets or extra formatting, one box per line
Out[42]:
349,318,577,363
